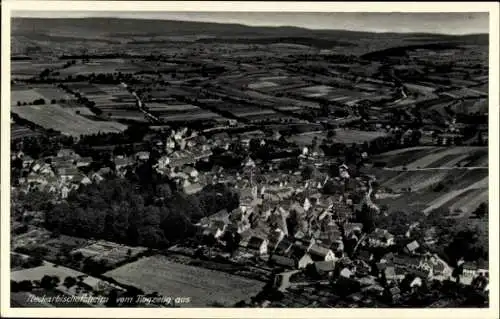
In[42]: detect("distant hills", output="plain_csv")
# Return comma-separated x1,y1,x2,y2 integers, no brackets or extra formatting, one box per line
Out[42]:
11,17,489,55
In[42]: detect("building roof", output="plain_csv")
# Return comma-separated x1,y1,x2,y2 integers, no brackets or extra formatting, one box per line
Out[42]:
274,239,293,255
357,250,372,263
314,261,336,273
406,240,420,252
389,287,401,296
393,255,421,268
247,236,266,250
463,262,478,270
384,266,397,279
308,244,332,259
270,254,296,268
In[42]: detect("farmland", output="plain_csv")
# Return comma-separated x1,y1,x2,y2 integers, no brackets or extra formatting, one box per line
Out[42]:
11,102,127,136
147,102,224,123
372,146,488,216
57,59,141,77
11,61,66,79
104,255,266,307
11,123,41,140
289,129,387,147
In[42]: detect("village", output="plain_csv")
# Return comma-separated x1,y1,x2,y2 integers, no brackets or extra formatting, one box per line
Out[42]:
11,123,489,308
9,15,490,308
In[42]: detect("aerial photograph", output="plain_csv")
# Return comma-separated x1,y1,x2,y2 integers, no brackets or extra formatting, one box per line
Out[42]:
8,10,490,308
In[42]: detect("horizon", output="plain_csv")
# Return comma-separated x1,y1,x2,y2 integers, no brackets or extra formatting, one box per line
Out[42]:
12,11,489,35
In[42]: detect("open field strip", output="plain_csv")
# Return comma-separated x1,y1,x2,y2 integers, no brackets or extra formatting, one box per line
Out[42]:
422,176,488,215
12,104,127,136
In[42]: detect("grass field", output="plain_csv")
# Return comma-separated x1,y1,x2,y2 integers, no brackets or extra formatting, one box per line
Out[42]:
104,255,265,307
11,103,127,136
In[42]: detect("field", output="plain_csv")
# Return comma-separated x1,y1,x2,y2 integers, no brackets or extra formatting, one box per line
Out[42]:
372,146,489,216
12,262,89,283
67,83,147,122
11,61,65,78
11,101,127,136
289,129,387,147
11,123,41,140
372,147,488,168
104,255,265,307
58,59,141,77
147,102,224,122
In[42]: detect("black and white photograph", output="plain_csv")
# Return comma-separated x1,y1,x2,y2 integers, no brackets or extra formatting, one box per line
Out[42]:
1,1,498,317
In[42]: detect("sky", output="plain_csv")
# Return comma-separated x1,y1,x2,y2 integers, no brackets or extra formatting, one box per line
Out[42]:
12,11,489,35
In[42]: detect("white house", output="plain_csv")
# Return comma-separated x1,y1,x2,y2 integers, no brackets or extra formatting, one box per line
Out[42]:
298,253,314,269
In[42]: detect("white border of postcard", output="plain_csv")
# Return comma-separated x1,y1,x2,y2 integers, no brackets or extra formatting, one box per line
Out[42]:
2,1,499,318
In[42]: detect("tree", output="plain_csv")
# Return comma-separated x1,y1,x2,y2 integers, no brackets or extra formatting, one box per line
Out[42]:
474,202,488,218
63,276,77,289
40,275,59,289
51,99,56,104
301,165,315,181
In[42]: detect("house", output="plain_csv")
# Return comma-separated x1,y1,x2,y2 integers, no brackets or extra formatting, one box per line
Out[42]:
246,236,269,256
58,167,81,182
269,254,296,269
330,240,344,253
344,223,363,238
404,240,420,255
340,267,353,279
267,229,285,251
57,148,77,158
157,156,171,170
22,155,35,168
90,172,104,184
384,266,405,283
204,220,227,239
184,183,203,195
79,176,92,186
367,228,395,247
392,255,423,271
274,238,293,256
61,185,71,199
184,166,199,180
202,225,224,240
476,259,488,277
114,156,131,171
354,260,371,276
410,276,423,288
384,286,401,304
357,249,373,264
308,244,336,262
135,151,150,161
297,253,314,269
462,262,478,277
97,167,112,177
75,157,92,168
314,261,336,277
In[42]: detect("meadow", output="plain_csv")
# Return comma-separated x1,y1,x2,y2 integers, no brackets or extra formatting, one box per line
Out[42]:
104,255,265,307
